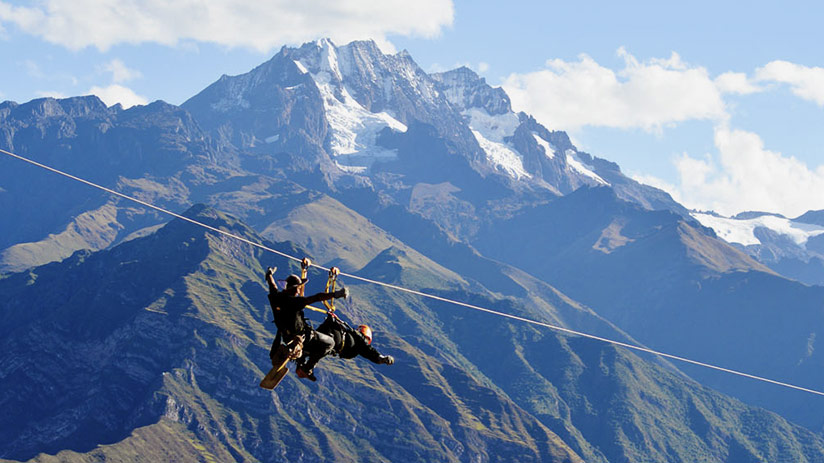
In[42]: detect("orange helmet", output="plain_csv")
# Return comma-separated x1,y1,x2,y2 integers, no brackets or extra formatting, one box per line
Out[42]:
358,325,373,345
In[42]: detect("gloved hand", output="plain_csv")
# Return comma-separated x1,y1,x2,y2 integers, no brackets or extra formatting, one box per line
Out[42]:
335,287,349,299
380,355,395,365
266,266,277,277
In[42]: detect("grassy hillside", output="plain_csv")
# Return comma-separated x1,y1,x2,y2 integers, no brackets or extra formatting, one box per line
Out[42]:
4,206,824,462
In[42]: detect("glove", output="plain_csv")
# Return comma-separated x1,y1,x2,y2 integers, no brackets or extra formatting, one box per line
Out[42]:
266,266,277,277
380,355,394,365
335,287,349,299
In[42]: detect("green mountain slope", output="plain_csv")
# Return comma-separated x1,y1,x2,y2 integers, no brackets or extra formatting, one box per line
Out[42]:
0,206,581,462
3,206,824,462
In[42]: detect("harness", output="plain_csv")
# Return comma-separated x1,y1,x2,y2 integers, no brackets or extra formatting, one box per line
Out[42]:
319,311,356,356
322,266,340,313
271,259,353,354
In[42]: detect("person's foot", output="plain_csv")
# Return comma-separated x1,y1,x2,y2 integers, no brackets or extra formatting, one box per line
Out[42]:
295,366,317,382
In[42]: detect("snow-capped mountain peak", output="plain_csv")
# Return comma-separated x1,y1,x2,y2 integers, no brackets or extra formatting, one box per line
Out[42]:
313,71,407,172
184,38,676,211
431,66,512,115
690,210,824,285
692,212,824,247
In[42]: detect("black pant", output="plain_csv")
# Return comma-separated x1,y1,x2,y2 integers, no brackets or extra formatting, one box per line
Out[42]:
302,330,334,371
269,332,282,361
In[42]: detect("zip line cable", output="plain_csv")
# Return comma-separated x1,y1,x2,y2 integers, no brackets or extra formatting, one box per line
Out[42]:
3,147,824,398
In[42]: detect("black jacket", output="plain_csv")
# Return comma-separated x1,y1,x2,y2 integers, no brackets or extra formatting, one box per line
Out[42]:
268,290,339,338
317,315,383,363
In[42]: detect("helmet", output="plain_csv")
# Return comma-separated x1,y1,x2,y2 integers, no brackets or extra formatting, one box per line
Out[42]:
358,325,373,345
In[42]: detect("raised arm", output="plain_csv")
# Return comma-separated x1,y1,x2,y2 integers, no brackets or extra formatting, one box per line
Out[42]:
265,267,278,294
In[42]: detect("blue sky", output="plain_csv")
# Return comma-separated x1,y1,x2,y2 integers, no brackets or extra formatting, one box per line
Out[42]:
2,0,823,217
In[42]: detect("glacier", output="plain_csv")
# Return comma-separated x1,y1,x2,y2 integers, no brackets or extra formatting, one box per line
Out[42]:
565,149,609,186
464,108,530,179
296,42,408,172
692,212,824,247
533,133,555,159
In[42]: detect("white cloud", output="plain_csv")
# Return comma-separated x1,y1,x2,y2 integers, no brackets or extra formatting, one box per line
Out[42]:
35,90,67,99
478,62,489,74
496,50,824,217
101,59,141,83
87,84,148,109
665,125,824,217
756,60,824,106
502,48,728,132
0,0,454,52
714,72,762,95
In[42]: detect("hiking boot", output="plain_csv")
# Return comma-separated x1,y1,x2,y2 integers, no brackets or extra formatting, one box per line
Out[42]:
295,366,317,382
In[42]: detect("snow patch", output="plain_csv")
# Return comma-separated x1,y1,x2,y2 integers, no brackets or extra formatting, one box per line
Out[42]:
265,134,280,144
464,108,529,179
532,133,555,159
692,213,824,247
464,108,520,143
293,60,308,74
566,150,609,185
309,69,407,171
318,38,343,81
334,162,367,174
471,130,530,179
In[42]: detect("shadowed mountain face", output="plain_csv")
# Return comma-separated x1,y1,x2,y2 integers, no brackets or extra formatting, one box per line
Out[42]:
0,96,244,273
472,186,824,431
4,38,824,461
3,206,824,463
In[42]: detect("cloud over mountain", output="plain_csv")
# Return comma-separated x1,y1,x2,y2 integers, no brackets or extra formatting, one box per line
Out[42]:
87,84,147,108
0,0,454,52
503,48,824,217
502,48,728,132
674,125,824,216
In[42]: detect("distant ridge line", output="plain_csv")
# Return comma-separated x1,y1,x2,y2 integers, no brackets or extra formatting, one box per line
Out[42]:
3,146,824,399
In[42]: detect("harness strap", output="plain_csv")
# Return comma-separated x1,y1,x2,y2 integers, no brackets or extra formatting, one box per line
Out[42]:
300,257,311,297
322,267,340,312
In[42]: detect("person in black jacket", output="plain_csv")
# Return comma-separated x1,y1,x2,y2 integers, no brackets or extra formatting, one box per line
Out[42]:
315,312,394,366
265,267,347,381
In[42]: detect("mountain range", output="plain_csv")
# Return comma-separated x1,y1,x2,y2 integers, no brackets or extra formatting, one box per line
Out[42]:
692,210,824,286
2,38,824,462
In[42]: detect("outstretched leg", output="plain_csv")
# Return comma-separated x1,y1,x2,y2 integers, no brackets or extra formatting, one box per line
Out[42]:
296,331,334,381
268,331,282,365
